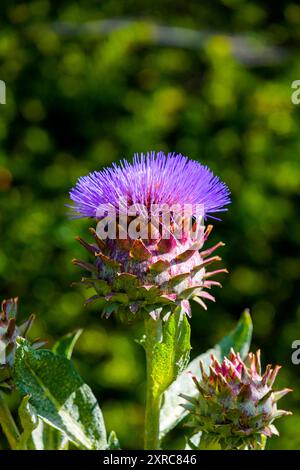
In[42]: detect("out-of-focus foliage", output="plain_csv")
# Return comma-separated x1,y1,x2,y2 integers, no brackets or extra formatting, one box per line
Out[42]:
0,0,299,450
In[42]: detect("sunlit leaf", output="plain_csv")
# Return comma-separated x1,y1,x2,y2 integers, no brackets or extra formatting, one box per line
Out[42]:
14,338,107,450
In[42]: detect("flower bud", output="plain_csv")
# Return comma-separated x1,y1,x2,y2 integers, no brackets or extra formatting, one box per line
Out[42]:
0,298,43,390
182,349,292,450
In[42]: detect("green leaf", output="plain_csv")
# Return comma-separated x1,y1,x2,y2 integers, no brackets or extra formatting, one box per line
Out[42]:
159,310,253,438
107,430,121,450
145,307,191,398
14,338,107,450
17,408,69,451
49,330,82,448
16,395,39,450
52,330,82,359
218,309,252,359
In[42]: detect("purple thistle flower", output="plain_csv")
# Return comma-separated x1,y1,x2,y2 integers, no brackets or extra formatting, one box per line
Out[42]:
69,151,230,220
70,152,231,320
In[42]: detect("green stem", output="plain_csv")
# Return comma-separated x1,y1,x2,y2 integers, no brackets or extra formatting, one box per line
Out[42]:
144,317,162,450
144,387,161,450
0,391,20,449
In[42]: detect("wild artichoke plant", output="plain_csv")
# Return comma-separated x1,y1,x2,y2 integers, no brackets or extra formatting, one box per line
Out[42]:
68,152,291,450
182,349,292,450
0,153,292,452
69,151,231,321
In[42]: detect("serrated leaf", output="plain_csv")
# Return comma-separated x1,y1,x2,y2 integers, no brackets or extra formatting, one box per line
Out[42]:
145,308,191,398
52,330,82,360
159,310,253,438
14,338,107,450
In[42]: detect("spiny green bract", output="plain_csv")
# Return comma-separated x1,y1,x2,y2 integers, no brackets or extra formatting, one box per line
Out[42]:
73,224,227,322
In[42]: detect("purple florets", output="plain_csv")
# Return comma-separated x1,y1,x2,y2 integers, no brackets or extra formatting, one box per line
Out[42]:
69,151,231,219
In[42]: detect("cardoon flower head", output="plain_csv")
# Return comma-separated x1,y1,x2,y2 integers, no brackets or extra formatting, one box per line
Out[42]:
70,151,230,321
182,350,292,450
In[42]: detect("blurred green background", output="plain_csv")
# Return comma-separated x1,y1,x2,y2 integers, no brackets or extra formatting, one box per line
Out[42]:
0,0,300,450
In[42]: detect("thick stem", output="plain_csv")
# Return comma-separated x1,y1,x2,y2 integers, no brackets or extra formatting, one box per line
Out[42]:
144,317,162,450
144,388,161,450
0,391,20,449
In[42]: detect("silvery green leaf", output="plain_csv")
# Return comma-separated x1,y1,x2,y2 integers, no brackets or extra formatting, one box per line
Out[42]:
14,338,107,450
